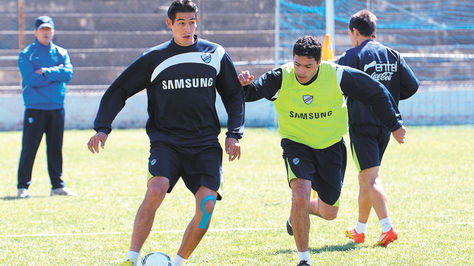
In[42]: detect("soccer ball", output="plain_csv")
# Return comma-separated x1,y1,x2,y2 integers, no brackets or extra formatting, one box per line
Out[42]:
141,252,172,266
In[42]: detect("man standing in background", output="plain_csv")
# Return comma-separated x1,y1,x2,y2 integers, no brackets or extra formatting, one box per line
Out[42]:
338,9,419,247
17,16,75,198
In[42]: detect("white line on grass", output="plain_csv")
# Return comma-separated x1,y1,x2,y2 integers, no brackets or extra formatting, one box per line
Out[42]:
0,227,278,238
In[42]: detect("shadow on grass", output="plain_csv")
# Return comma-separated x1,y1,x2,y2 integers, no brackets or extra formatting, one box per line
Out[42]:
1,195,50,201
275,242,367,255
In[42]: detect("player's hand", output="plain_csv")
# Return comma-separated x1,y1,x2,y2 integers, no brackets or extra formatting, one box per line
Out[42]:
238,71,254,86
87,132,108,154
225,137,241,161
392,125,406,144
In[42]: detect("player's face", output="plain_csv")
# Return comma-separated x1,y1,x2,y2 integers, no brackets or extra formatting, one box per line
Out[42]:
34,27,54,46
293,55,320,84
167,12,198,47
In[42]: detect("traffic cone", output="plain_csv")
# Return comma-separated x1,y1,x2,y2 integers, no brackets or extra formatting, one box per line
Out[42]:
321,33,335,61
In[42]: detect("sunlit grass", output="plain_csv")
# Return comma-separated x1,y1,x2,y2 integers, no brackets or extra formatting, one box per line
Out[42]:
0,126,472,265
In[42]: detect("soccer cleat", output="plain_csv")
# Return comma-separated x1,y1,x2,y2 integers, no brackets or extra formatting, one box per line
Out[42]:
17,188,30,199
50,187,77,196
297,260,310,266
374,227,398,247
119,259,134,266
286,218,293,236
345,227,365,243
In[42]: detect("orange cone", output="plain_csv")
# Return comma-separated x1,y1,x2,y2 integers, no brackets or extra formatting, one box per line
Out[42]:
321,33,335,61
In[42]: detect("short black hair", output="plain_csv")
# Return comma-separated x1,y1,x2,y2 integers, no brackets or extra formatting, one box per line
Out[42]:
349,10,377,37
168,0,199,22
293,36,322,61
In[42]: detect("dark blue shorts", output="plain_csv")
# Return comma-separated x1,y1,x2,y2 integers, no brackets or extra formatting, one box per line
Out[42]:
148,141,223,200
349,124,391,171
281,138,346,206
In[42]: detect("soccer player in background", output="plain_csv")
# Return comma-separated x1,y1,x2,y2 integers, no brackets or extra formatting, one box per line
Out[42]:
338,10,419,247
238,35,405,266
17,16,75,198
87,1,244,265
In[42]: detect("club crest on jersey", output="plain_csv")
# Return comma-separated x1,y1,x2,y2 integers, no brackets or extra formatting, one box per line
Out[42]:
201,53,211,63
293,157,300,165
303,95,313,105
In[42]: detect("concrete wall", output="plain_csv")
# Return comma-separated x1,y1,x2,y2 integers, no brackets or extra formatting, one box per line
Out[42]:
1,88,472,132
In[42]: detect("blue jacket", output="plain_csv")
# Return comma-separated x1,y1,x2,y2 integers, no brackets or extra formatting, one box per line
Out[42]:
338,40,419,126
18,39,73,110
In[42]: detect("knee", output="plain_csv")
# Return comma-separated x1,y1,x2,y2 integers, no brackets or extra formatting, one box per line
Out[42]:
321,207,338,220
147,177,169,199
359,168,380,187
292,192,310,209
202,197,215,214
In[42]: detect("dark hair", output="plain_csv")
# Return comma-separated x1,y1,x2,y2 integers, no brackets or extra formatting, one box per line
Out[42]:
168,0,199,22
349,10,377,37
293,36,322,61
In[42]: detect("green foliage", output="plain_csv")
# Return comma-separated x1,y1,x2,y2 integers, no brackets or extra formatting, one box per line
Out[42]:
0,127,472,265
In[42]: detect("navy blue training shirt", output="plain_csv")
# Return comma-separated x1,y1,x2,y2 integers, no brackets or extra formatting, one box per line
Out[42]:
94,37,245,146
338,40,419,126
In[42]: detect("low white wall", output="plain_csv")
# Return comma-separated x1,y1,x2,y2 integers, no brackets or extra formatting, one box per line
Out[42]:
0,89,472,131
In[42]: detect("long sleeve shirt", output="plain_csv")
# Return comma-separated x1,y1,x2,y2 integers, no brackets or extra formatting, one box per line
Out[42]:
93,37,245,147
338,40,419,126
244,61,401,149
18,39,73,110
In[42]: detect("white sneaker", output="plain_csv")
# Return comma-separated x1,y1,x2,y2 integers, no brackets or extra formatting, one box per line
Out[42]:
17,188,30,198
50,187,77,196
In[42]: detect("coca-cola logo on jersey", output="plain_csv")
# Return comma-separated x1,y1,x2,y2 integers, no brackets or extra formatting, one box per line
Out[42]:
364,60,397,81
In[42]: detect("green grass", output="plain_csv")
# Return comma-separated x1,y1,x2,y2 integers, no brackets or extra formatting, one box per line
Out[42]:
0,126,473,265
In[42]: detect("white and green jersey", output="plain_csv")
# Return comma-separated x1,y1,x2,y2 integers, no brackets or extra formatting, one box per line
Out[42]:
244,61,402,149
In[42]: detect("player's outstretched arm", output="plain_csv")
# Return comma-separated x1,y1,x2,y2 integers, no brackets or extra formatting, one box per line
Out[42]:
87,132,108,154
391,125,406,144
225,137,241,161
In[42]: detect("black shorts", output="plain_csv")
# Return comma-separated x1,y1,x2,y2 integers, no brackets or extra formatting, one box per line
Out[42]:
148,141,223,200
349,124,390,171
281,138,346,206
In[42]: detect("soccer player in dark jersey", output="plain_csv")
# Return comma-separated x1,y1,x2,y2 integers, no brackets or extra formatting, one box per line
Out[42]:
87,1,244,265
338,10,419,247
239,35,406,266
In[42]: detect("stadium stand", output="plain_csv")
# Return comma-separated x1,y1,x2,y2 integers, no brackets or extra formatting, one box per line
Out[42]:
0,0,472,127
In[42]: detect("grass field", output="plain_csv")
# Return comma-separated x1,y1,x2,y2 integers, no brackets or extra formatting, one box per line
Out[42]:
0,126,472,265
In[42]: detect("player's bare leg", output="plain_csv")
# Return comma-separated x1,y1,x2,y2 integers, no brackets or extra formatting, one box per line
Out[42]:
359,166,389,220
129,176,169,252
290,178,312,252
309,197,338,220
357,169,373,223
177,186,217,259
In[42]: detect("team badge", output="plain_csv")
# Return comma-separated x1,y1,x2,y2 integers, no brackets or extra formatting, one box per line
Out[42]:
201,53,211,63
303,95,313,105
150,159,157,165
28,117,34,124
293,157,300,165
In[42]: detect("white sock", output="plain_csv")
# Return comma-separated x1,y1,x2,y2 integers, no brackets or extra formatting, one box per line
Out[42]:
126,251,139,266
355,221,367,234
380,217,392,233
172,254,186,266
297,251,311,265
